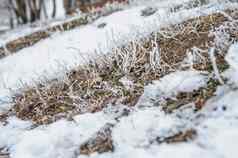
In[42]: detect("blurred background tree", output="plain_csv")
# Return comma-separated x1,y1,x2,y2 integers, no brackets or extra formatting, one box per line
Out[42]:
0,0,127,29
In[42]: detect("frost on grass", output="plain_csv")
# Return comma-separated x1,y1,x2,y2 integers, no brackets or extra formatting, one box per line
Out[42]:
1,5,238,158
3,10,237,125
75,41,238,158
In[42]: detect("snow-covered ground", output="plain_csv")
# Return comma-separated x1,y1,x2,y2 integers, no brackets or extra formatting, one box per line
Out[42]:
0,0,189,47
0,0,236,111
1,44,238,158
0,0,238,158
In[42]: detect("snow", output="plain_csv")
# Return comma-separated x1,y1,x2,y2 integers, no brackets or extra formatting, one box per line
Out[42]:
0,68,211,158
196,89,238,158
129,0,191,7
226,43,238,71
0,112,114,158
213,129,238,158
1,1,238,158
112,108,180,148
0,117,32,149
1,48,238,158
137,70,208,108
148,70,208,94
224,43,238,86
75,45,238,158
0,2,237,112
0,0,185,47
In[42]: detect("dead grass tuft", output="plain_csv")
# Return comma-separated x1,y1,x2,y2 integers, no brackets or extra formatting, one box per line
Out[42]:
156,129,197,144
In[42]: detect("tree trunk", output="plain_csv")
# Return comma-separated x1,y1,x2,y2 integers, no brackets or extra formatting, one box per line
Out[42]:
64,0,76,15
15,0,28,24
52,0,57,18
42,0,48,19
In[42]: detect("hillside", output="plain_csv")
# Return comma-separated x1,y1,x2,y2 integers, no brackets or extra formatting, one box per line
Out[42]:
1,0,238,158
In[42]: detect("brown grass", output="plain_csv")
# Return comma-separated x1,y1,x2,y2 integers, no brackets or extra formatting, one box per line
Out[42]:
162,79,221,113
0,10,237,126
0,9,238,157
79,123,114,155
156,129,197,144
159,12,226,70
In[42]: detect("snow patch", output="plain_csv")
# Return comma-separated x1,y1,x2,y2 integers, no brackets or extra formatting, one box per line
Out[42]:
224,43,238,86
0,112,113,158
137,70,208,107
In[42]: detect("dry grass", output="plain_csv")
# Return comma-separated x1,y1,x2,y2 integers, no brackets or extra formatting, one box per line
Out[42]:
158,11,238,113
0,9,238,157
162,79,221,113
159,13,226,70
0,10,237,126
156,129,197,144
79,123,114,155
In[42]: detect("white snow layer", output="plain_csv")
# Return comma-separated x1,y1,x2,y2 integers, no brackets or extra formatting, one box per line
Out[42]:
0,112,114,158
